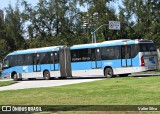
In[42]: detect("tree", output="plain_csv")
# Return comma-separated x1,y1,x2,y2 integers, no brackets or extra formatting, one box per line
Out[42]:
0,14,9,61
119,0,160,47
77,0,118,42
21,0,81,47
4,3,27,50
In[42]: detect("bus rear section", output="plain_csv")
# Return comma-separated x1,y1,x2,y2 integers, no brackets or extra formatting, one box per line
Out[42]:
139,42,158,71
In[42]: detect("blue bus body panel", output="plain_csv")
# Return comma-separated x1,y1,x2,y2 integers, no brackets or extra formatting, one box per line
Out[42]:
71,53,140,72
72,62,92,70
2,63,60,78
102,60,122,68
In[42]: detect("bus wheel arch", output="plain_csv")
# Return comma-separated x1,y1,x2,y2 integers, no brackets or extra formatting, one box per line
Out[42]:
104,67,115,78
11,71,18,81
43,70,50,80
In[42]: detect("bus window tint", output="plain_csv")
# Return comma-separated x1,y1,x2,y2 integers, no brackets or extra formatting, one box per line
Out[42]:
54,52,59,63
101,46,120,60
24,54,33,65
139,43,156,52
39,53,50,64
17,55,24,66
7,56,13,67
71,49,90,62
3,59,9,68
91,49,96,61
131,44,139,58
148,43,156,51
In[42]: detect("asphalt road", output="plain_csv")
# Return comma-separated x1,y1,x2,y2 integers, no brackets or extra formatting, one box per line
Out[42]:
0,77,104,91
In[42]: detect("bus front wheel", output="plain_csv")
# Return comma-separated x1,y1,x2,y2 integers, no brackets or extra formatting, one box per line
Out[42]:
104,68,114,78
43,71,50,80
13,73,18,81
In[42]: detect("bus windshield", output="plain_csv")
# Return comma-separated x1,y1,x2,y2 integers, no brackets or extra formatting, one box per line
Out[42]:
2,59,9,69
139,43,156,52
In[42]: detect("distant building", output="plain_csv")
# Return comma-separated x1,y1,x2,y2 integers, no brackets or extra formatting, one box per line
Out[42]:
0,10,4,21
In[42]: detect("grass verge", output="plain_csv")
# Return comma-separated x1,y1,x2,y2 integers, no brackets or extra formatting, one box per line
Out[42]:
0,81,17,87
0,76,159,113
0,76,159,105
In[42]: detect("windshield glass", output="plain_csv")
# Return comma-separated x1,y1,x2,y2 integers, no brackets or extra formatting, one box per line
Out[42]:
0,63,2,71
3,59,9,68
139,43,156,52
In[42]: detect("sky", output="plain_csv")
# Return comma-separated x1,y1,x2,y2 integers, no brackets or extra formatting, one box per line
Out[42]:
0,0,121,14
0,0,39,11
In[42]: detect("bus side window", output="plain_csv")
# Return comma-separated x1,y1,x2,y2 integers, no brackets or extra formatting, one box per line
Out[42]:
37,54,40,64
24,54,33,65
91,49,96,61
126,46,131,59
121,46,126,59
50,53,54,63
71,50,79,62
33,54,39,65
39,53,50,64
54,52,59,63
96,48,101,60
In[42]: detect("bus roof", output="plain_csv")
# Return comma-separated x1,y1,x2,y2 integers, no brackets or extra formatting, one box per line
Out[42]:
71,39,155,50
71,39,136,49
6,39,154,56
7,45,64,56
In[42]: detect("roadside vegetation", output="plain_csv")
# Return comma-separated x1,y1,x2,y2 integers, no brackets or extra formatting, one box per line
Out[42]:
0,76,160,114
1,0,160,61
0,81,17,87
0,76,159,105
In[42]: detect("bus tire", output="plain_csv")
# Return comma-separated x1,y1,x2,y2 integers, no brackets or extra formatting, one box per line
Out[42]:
104,67,114,78
43,71,50,80
13,73,18,81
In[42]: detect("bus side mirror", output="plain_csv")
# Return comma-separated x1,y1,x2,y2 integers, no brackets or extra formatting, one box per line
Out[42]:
0,63,2,72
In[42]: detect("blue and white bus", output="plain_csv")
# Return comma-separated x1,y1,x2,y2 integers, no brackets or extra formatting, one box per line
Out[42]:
1,39,158,80
2,46,72,80
70,39,158,77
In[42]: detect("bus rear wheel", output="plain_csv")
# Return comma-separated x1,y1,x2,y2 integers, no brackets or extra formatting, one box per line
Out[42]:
43,71,50,80
104,68,114,78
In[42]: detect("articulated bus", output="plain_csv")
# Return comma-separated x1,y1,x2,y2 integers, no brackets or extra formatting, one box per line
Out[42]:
1,39,158,80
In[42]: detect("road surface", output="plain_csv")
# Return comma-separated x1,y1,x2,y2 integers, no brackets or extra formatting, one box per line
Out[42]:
0,73,159,91
0,77,104,91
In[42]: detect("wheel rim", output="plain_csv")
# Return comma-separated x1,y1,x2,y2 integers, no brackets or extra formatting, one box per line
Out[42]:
107,71,111,77
44,71,50,80
13,74,18,80
105,68,113,78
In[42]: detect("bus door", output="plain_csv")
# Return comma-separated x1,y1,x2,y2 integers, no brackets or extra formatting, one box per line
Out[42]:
121,45,132,67
59,46,72,77
50,51,59,71
91,48,102,69
33,53,41,72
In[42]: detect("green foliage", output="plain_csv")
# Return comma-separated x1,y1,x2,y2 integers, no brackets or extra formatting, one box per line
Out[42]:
0,81,17,87
4,4,27,50
116,0,160,45
0,76,160,105
0,39,10,61
0,0,160,61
